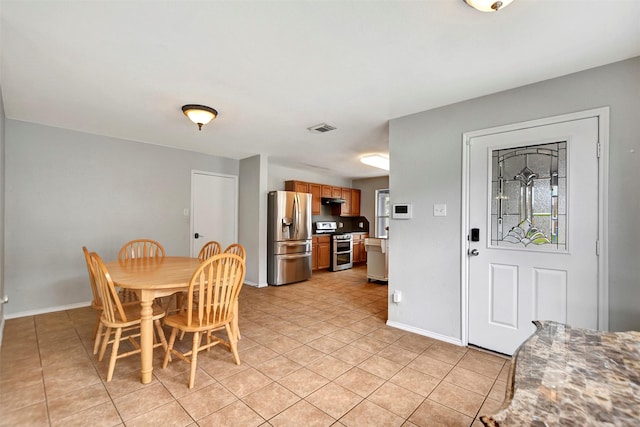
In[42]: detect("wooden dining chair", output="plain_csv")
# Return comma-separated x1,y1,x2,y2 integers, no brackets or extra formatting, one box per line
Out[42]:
118,238,165,303
118,238,165,261
175,240,223,338
223,243,245,339
198,241,222,261
90,251,168,382
82,246,104,347
223,243,246,261
162,253,246,389
83,246,140,350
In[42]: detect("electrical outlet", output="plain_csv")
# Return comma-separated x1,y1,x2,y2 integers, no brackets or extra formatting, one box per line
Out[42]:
393,290,402,303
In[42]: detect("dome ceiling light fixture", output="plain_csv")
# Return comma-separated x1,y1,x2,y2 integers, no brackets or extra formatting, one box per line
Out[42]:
181,104,218,131
464,0,514,12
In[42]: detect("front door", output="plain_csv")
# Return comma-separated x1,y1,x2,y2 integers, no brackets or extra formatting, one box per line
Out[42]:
190,171,238,257
467,117,600,355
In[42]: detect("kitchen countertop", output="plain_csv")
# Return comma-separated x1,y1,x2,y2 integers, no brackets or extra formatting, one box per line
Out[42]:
312,232,369,237
480,320,640,426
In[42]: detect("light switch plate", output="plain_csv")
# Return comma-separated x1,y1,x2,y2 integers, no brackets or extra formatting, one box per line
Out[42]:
433,204,447,217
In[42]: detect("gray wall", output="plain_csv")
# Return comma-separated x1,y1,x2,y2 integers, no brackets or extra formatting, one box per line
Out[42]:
5,120,239,316
239,155,268,287
353,176,389,236
388,57,640,337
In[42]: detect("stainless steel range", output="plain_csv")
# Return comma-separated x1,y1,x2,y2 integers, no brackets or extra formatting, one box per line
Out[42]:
315,221,353,272
331,233,353,271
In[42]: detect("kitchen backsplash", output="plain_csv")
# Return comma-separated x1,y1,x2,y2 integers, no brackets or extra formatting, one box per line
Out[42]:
312,206,369,233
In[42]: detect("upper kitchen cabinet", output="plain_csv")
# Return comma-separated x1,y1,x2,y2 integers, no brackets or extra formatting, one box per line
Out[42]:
332,188,360,217
286,180,308,193
285,180,321,215
285,180,360,217
351,189,360,216
309,183,321,215
342,188,351,215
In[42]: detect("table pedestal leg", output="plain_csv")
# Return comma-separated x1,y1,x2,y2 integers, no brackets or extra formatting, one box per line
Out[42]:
139,291,154,384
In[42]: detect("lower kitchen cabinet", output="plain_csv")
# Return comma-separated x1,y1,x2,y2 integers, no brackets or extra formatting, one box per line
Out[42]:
318,236,331,269
312,237,318,270
352,233,368,263
312,236,331,270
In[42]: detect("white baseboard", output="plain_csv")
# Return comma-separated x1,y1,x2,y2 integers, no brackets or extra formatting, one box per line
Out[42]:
243,280,268,288
4,301,92,319
386,320,464,347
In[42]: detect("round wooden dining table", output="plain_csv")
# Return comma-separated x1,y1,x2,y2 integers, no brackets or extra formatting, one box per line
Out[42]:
105,256,201,384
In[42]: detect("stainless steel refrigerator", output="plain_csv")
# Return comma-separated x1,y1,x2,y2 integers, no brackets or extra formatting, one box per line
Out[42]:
267,191,312,286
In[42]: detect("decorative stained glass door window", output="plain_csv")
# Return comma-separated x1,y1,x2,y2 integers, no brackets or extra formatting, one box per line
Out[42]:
491,141,567,251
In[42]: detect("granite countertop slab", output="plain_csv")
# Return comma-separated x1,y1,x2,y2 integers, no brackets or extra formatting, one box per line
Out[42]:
480,320,640,427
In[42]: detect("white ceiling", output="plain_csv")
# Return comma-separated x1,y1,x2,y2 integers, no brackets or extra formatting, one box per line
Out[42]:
2,1,639,178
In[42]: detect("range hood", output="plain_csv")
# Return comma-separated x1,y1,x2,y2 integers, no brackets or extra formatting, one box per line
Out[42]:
321,197,346,205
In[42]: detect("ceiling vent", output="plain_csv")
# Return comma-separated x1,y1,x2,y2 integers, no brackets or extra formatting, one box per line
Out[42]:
308,123,337,134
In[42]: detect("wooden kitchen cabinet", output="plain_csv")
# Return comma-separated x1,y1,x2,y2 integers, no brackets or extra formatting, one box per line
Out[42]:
285,180,360,218
341,188,351,215
285,180,321,215
351,189,360,216
352,233,368,263
353,238,361,263
318,236,331,269
313,235,331,270
312,237,318,270
285,180,308,194
333,187,361,217
309,183,321,215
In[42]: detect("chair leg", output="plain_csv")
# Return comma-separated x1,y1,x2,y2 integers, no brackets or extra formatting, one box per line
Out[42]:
106,328,122,382
233,300,241,340
225,323,240,365
98,327,112,361
93,322,104,355
189,331,200,389
154,319,168,351
162,328,178,369
93,312,101,339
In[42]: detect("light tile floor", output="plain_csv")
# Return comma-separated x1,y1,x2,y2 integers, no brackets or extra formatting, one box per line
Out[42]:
0,265,510,427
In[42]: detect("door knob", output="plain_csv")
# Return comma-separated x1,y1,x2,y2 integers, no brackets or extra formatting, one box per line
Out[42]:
194,233,203,239
468,248,479,256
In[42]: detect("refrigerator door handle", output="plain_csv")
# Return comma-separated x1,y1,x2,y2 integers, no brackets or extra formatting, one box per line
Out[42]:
278,253,311,260
293,193,299,238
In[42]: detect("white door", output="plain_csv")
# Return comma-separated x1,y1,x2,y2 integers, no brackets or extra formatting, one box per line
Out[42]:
190,171,238,257
467,117,600,355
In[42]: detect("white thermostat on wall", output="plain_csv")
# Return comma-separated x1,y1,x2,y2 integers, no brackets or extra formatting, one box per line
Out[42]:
392,203,412,219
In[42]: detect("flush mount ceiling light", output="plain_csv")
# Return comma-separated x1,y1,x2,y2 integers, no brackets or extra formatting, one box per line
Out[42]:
360,154,389,171
464,0,514,12
181,104,218,131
